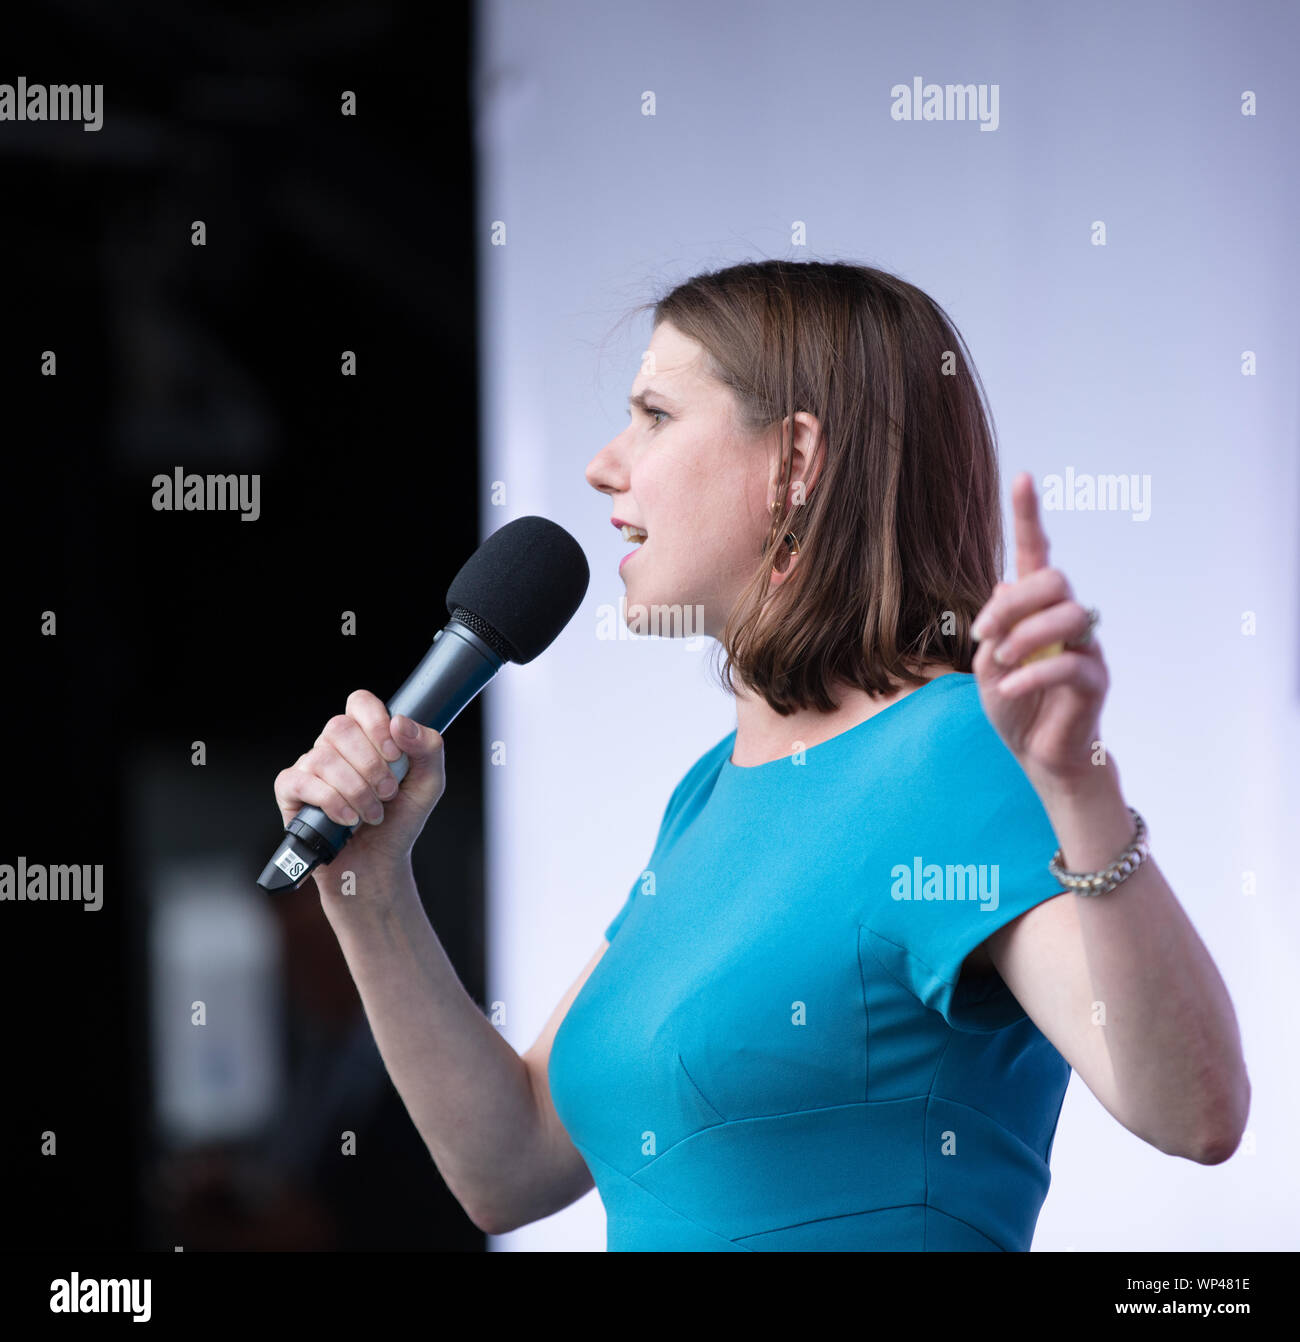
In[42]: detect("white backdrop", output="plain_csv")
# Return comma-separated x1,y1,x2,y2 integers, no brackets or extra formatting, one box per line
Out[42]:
472,0,1299,1250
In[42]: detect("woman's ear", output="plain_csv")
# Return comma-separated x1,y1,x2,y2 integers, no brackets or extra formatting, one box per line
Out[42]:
772,411,823,509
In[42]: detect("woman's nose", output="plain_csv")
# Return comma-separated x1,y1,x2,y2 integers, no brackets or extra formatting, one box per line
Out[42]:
585,433,625,494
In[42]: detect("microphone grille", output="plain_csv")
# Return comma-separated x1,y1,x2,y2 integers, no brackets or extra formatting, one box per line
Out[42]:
449,605,515,662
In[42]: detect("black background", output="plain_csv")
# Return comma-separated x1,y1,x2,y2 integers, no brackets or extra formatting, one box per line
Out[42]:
1,0,486,1250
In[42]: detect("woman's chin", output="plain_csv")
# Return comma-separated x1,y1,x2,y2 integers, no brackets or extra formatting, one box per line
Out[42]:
619,588,713,640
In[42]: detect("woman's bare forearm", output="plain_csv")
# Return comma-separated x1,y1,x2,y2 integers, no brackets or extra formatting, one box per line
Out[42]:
320,859,575,1233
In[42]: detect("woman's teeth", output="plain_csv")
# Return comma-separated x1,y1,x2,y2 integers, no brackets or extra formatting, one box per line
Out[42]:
621,525,648,543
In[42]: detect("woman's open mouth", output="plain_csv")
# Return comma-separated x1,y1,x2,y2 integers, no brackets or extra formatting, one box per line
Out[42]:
618,524,647,570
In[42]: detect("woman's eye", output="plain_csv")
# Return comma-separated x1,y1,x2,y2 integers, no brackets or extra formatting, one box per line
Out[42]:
645,406,668,426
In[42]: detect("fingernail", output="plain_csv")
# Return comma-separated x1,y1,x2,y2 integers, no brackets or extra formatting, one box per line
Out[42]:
380,738,401,761
992,642,1009,665
342,808,360,825
395,716,418,740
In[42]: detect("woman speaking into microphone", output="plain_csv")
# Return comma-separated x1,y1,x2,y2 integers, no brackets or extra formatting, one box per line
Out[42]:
273,259,1249,1250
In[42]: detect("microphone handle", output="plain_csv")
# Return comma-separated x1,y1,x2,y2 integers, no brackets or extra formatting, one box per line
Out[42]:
257,619,502,891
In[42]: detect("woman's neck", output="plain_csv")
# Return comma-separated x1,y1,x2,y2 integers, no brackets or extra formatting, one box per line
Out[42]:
730,662,959,767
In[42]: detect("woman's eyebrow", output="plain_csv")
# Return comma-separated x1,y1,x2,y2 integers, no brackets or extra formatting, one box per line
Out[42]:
627,388,680,413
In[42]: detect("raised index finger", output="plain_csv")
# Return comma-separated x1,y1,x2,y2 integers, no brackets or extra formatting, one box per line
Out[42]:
1012,471,1050,580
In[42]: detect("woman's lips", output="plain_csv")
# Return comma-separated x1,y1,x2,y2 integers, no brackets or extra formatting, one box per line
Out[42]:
617,523,647,572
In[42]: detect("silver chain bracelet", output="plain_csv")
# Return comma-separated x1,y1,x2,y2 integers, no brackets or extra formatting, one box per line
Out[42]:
1048,806,1149,896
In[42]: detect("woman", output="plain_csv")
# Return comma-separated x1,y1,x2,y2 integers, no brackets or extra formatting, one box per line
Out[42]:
276,259,1250,1251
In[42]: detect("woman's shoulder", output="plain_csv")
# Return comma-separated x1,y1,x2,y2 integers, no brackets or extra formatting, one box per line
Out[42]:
926,669,1000,734
912,671,1051,814
891,668,983,737
655,730,734,827
887,669,1021,776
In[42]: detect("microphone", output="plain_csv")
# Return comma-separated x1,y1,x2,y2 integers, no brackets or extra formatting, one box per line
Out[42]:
256,515,589,892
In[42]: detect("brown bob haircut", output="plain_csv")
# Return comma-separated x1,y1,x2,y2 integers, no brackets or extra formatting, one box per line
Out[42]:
639,258,1005,716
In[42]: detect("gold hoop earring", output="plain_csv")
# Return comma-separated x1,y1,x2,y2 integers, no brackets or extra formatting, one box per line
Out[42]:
772,529,799,576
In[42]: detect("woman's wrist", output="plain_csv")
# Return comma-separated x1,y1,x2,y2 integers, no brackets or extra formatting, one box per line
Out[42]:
1029,760,1137,874
1023,746,1120,802
317,852,419,923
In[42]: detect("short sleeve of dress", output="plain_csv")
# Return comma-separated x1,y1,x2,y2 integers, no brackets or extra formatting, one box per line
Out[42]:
860,698,1070,1032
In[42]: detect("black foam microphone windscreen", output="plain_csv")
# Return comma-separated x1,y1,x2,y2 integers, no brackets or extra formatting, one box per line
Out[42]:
446,514,591,663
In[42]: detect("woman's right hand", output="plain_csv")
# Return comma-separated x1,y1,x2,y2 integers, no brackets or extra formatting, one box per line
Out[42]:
273,688,446,895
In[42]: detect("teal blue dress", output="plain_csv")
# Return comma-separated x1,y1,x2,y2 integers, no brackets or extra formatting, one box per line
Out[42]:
548,673,1072,1251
